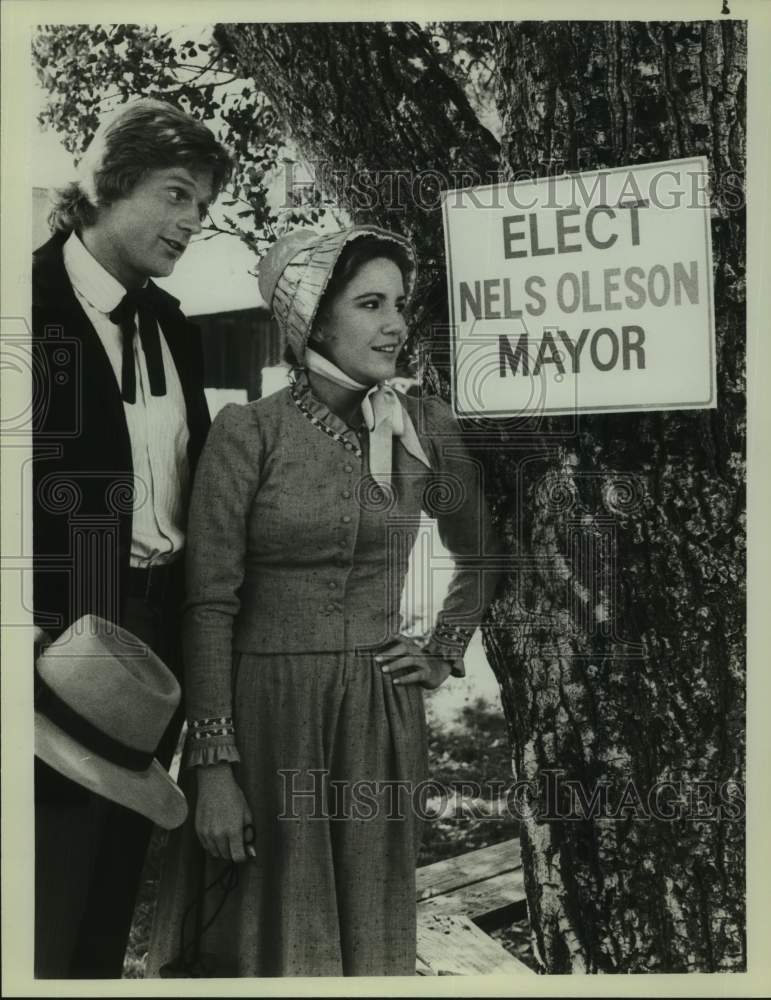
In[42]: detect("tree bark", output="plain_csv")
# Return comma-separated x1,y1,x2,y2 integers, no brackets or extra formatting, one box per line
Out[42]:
215,18,746,973
214,21,500,352
489,20,745,972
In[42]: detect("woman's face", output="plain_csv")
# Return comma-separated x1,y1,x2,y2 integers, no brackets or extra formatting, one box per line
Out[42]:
313,257,407,385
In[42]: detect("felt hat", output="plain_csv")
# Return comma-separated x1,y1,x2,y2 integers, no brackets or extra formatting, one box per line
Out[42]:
34,615,187,830
258,225,417,364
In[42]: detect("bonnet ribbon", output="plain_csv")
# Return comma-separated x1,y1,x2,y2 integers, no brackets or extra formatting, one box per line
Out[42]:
304,348,431,488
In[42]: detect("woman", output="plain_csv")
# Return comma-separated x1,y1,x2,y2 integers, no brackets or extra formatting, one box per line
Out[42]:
148,226,500,977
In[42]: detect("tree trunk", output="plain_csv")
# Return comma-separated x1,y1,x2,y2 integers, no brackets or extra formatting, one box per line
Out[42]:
215,18,746,972
488,20,746,972
214,21,500,352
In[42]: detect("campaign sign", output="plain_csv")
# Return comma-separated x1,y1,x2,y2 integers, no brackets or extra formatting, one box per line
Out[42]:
441,157,716,417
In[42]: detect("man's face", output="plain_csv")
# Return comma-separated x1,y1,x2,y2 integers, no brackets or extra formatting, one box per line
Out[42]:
85,166,215,288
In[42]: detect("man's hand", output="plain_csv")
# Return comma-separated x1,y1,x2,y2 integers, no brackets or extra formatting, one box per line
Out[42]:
375,636,454,690
195,763,254,863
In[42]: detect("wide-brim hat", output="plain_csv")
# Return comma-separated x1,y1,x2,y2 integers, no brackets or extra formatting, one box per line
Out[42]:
258,225,417,364
34,615,187,830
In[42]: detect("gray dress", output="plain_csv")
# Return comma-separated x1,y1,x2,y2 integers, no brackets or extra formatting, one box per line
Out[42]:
147,372,499,977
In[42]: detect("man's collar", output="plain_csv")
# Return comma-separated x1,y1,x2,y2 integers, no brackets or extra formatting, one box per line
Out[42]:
62,231,135,315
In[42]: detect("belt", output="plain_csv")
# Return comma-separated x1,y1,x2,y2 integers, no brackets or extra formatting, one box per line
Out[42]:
127,561,183,603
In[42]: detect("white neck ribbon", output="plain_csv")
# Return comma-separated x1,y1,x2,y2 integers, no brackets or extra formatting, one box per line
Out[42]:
304,348,431,487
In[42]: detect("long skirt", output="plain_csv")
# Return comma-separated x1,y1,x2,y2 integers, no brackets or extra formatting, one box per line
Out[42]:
146,649,428,977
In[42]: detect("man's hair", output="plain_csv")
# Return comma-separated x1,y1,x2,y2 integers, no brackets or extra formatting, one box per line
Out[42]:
48,98,233,234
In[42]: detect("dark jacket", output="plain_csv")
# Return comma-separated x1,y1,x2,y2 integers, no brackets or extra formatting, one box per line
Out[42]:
32,232,211,636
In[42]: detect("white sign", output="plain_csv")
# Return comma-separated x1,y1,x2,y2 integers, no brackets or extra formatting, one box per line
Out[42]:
441,157,716,418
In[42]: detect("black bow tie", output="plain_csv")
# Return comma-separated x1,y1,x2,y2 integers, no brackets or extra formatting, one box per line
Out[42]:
108,288,167,404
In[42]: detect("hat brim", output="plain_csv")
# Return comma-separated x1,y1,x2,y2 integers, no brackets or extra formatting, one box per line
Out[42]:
35,711,188,830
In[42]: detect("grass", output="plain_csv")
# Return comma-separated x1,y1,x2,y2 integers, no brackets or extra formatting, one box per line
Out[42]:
123,699,535,976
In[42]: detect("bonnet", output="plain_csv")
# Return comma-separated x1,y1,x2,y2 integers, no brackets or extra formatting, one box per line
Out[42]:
258,225,418,364
258,225,429,489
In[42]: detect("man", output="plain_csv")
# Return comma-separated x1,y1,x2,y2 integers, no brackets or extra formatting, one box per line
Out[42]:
32,98,232,978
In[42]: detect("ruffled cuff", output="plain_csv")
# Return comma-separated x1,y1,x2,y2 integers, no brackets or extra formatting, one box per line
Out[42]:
184,716,242,769
424,621,475,678
185,742,242,768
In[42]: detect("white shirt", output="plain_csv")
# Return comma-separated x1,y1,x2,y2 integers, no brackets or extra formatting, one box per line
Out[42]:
63,231,190,568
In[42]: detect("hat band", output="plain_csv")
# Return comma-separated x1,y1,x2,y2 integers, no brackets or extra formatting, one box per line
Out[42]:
35,668,157,772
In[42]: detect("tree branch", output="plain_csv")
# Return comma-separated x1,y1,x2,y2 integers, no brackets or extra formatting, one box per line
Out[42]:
171,52,228,83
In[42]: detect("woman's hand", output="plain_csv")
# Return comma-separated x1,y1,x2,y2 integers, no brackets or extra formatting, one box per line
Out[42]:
195,762,254,863
376,636,454,690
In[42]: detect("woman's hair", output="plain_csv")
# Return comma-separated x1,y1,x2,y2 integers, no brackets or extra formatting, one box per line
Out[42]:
48,98,233,234
283,235,414,369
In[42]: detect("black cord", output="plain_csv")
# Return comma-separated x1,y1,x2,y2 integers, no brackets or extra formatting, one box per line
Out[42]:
159,862,240,977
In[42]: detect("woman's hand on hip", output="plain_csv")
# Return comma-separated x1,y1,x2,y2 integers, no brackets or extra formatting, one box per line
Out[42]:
195,762,254,863
376,636,454,690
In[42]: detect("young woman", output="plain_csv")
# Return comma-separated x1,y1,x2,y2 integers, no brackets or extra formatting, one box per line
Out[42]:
148,226,501,977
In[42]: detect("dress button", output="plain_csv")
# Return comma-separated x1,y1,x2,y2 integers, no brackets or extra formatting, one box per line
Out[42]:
342,490,351,499
344,443,353,451
326,602,335,611
343,464,353,473
328,581,337,589
342,515,351,523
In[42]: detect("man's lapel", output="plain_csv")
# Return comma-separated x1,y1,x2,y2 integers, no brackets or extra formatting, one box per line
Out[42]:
33,235,131,463
34,234,210,472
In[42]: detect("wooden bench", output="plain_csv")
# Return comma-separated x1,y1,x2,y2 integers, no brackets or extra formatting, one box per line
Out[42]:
415,837,534,975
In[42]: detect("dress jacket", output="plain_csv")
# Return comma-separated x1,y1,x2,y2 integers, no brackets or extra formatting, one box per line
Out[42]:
32,232,211,636
184,370,501,732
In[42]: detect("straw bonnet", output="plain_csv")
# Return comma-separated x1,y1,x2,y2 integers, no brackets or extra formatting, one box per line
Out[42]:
34,615,187,830
258,225,418,364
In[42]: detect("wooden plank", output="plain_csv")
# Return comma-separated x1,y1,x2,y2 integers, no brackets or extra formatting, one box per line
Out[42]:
417,912,534,976
416,837,522,902
415,955,435,976
418,868,527,922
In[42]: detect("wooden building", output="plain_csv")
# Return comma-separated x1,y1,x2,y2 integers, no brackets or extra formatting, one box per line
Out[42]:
192,307,282,401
